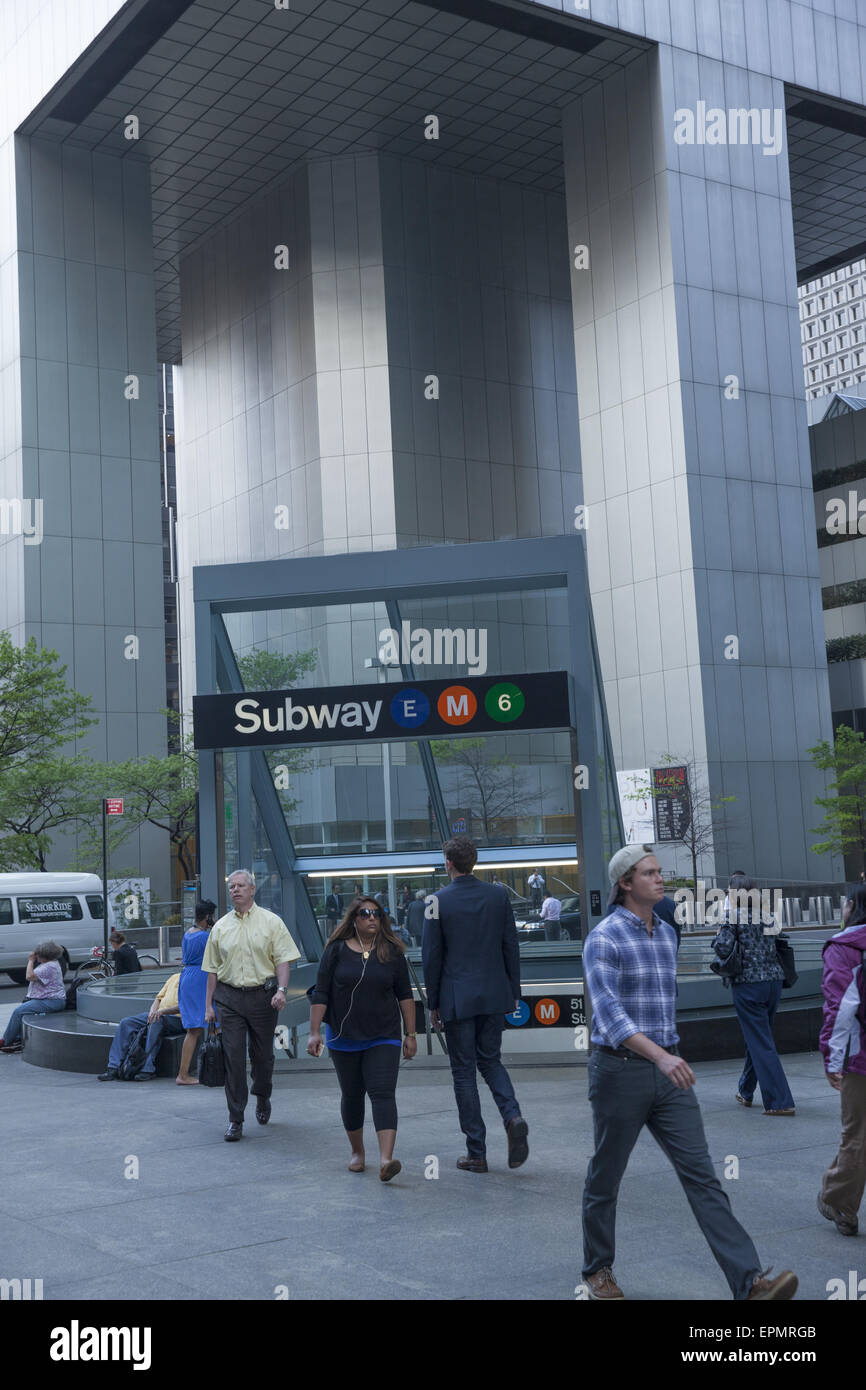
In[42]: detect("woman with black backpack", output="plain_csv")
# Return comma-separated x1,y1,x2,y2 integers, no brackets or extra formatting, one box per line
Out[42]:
712,872,796,1116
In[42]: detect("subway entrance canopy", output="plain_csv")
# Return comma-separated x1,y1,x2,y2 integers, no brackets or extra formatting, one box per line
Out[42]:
193,535,622,964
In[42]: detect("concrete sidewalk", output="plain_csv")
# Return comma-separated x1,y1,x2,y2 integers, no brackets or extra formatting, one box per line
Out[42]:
0,1049,856,1301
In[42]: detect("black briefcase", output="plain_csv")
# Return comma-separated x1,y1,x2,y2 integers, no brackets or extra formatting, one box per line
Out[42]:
197,1023,226,1086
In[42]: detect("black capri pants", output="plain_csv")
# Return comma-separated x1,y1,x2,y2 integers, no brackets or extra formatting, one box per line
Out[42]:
330,1044,401,1131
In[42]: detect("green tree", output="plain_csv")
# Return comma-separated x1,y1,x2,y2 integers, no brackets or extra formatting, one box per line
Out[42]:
808,724,866,874
0,757,99,871
0,633,97,869
76,712,199,882
0,631,95,761
236,647,317,691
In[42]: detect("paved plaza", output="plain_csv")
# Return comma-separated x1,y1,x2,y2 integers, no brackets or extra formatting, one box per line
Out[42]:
0,1041,857,1303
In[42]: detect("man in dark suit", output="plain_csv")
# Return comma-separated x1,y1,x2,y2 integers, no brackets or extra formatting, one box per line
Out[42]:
423,835,528,1173
405,890,427,945
325,882,344,932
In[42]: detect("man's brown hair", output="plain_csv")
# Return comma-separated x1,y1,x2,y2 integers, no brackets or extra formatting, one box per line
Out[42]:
443,836,478,874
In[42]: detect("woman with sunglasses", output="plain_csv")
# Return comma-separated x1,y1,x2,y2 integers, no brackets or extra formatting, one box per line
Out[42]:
307,897,416,1180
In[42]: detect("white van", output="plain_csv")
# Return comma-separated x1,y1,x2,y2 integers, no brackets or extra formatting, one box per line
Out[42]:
0,873,107,983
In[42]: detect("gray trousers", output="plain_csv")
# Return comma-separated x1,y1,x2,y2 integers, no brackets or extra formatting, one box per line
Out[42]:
582,1049,762,1300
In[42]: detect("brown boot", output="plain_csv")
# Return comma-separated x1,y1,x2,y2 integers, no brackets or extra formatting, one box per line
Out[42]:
586,1267,625,1301
456,1155,488,1173
747,1269,798,1300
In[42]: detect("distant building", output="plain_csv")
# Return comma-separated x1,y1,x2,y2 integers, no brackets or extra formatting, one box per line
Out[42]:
800,261,866,418
811,396,866,737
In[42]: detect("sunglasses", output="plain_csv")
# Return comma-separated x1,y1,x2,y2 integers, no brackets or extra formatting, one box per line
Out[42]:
357,907,381,919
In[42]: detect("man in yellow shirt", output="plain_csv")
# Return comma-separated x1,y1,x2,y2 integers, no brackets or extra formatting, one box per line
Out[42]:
97,973,183,1081
203,868,301,1140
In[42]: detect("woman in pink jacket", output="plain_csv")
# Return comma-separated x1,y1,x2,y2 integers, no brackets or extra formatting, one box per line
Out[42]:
818,886,866,1237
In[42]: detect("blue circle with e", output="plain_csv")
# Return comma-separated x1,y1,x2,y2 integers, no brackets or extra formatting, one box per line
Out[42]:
390,688,430,729
506,1000,530,1027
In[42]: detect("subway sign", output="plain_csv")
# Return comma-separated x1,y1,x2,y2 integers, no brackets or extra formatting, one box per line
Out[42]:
193,672,572,750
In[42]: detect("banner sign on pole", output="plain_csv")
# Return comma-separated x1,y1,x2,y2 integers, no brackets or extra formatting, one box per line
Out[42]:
652,766,691,842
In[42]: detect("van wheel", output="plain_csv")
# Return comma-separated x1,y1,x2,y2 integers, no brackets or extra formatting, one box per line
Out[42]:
6,969,27,985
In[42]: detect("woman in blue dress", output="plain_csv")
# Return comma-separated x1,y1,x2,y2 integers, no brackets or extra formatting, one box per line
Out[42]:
176,899,217,1085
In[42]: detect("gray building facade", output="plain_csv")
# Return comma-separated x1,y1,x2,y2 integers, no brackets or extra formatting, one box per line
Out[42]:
4,0,866,885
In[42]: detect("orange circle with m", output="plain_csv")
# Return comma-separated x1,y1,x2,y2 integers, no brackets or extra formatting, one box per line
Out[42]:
437,685,477,725
534,998,560,1025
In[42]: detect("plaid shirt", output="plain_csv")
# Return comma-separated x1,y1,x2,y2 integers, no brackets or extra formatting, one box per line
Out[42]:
583,905,679,1048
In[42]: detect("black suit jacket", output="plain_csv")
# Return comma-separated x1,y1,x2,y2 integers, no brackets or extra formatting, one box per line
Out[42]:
654,894,682,948
405,898,426,940
422,874,521,1023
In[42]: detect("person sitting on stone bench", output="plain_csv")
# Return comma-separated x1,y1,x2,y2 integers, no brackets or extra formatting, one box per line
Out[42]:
0,941,68,1053
98,972,183,1081
110,930,142,975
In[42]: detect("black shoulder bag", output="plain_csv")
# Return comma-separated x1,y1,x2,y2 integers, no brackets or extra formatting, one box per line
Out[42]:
710,922,744,985
775,933,798,989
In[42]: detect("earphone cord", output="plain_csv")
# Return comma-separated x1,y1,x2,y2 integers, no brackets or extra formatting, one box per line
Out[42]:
330,932,373,1041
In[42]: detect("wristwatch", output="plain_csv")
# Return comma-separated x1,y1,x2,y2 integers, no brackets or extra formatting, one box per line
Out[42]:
404,1032,417,1038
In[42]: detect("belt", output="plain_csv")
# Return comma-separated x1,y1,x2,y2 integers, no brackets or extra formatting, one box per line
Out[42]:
218,977,277,992
594,1043,679,1058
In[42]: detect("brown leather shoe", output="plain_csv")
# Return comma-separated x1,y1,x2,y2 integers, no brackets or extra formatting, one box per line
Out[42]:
747,1269,798,1300
456,1155,488,1173
586,1267,625,1301
817,1192,858,1236
506,1116,529,1169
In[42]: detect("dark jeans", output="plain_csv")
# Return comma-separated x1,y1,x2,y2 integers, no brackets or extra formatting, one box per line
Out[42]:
107,1011,184,1073
213,982,278,1123
4,996,66,1045
330,1045,401,1131
582,1050,762,1300
443,1014,521,1158
731,980,794,1112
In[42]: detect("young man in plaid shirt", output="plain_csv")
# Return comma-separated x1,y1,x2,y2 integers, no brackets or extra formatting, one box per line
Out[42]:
580,845,798,1302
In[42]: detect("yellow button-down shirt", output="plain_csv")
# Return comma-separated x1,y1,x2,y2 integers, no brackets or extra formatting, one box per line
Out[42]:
201,902,301,987
154,973,181,1013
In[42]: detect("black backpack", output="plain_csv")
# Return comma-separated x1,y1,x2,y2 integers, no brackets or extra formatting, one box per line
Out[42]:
117,1019,151,1080
710,922,744,984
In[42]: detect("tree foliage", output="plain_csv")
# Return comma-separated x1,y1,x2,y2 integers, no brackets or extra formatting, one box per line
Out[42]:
809,725,866,872
236,647,317,691
0,634,97,869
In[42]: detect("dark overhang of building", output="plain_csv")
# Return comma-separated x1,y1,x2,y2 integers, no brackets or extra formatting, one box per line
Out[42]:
19,1,866,351
17,0,650,364
786,88,866,286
